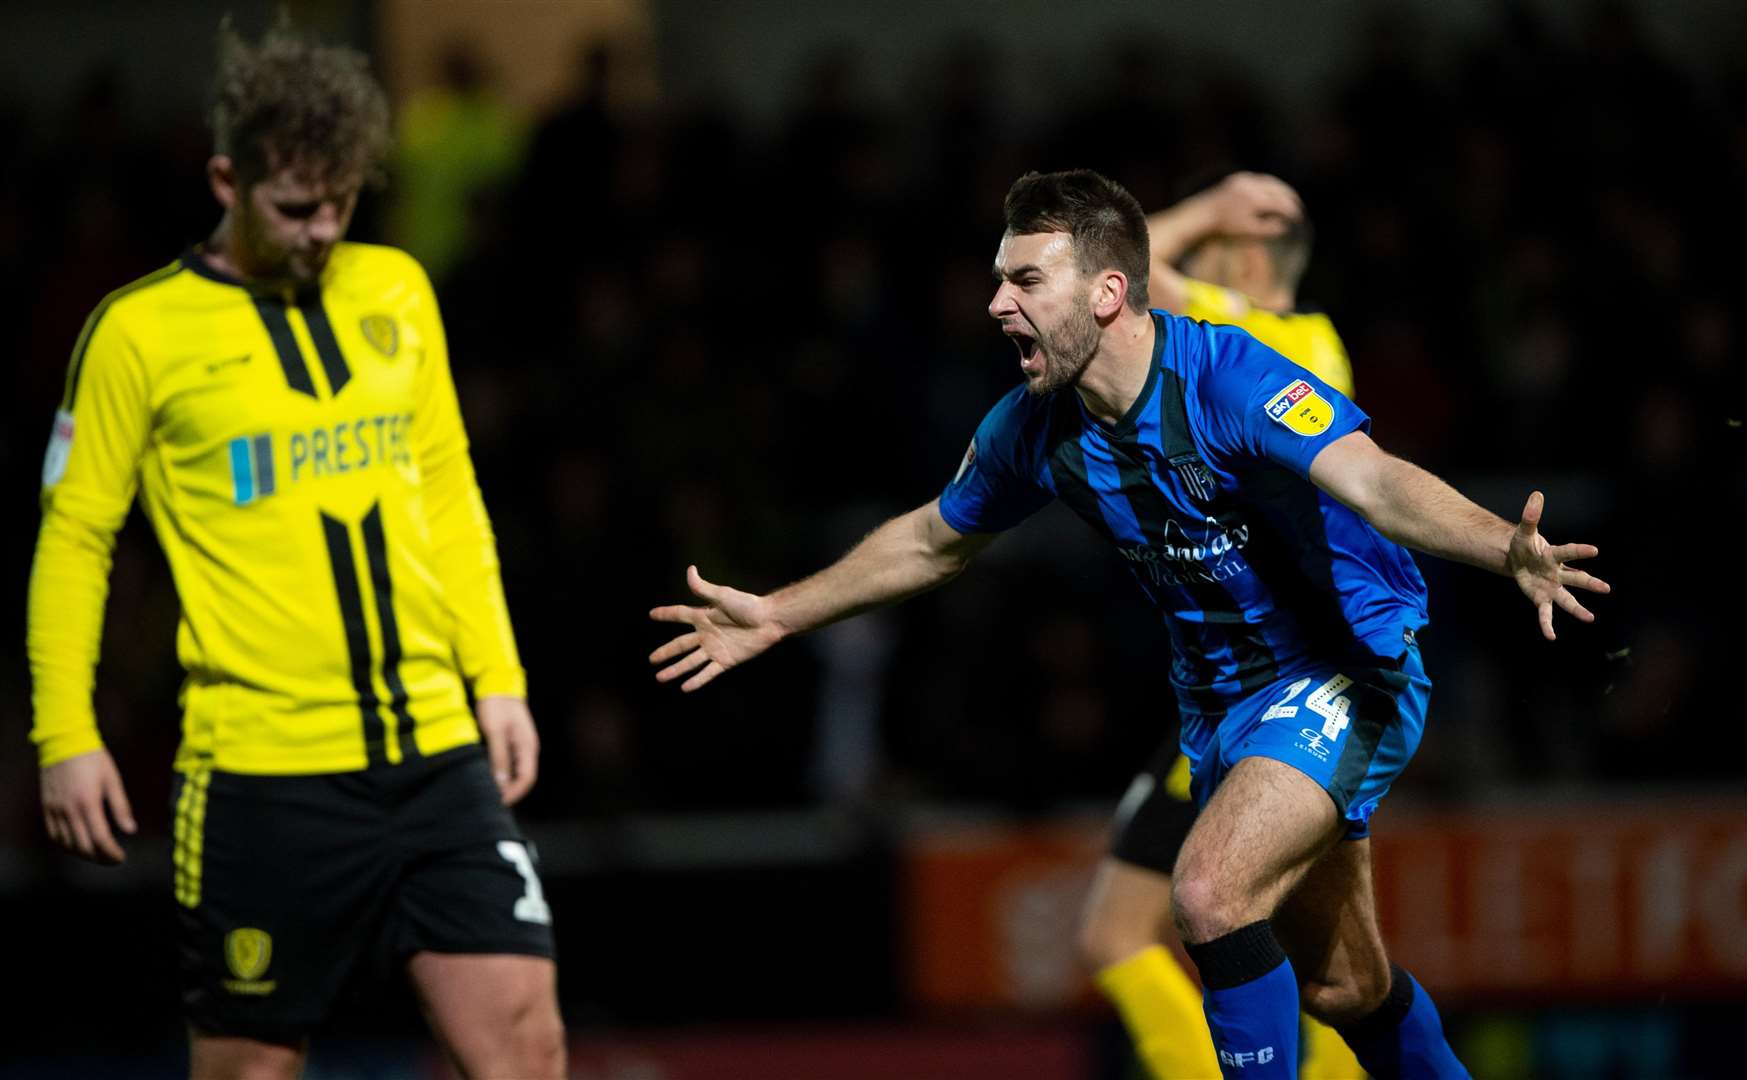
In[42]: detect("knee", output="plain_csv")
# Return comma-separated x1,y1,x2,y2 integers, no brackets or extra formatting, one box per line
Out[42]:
1170,869,1244,945
508,998,567,1076
1298,957,1391,1026
189,1037,305,1080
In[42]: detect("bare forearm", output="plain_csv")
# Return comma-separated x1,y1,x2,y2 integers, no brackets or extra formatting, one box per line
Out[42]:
1148,193,1220,267
1365,457,1514,574
767,503,979,639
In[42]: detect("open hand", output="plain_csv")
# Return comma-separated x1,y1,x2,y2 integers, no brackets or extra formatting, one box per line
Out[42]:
1507,491,1611,640
649,565,783,692
41,748,136,864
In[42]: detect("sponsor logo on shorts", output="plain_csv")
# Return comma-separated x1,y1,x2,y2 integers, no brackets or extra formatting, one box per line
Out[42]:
1296,728,1332,762
1264,378,1333,436
223,927,277,995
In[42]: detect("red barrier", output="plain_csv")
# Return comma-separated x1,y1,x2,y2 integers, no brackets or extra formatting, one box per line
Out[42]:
901,800,1747,1009
1373,800,1747,999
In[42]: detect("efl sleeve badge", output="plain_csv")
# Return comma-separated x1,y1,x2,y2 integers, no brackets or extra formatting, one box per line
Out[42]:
1263,379,1333,437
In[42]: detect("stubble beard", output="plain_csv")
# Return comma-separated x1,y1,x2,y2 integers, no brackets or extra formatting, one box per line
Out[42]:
238,206,326,287
1026,301,1101,396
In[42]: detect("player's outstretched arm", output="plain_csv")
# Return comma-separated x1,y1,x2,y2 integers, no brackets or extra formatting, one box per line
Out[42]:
1308,431,1611,640
650,499,994,691
1146,172,1301,312
40,748,136,864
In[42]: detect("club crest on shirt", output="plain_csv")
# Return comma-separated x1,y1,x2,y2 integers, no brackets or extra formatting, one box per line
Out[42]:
953,439,977,485
1264,378,1333,437
360,314,399,358
1169,452,1218,503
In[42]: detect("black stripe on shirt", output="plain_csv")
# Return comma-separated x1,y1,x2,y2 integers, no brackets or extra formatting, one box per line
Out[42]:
1044,400,1112,538
254,297,317,398
322,512,388,767
1048,413,1230,716
299,296,352,396
360,504,419,762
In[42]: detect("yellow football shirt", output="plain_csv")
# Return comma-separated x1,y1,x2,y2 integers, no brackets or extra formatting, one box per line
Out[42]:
28,242,524,774
1182,278,1355,398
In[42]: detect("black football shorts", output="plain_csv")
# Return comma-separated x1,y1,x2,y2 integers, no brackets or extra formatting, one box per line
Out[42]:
172,744,555,1043
1108,739,1200,876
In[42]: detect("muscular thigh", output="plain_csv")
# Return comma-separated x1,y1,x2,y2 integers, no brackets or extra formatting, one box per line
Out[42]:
1173,756,1342,937
1274,838,1387,995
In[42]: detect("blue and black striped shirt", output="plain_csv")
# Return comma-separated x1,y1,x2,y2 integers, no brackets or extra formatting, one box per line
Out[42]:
939,311,1427,719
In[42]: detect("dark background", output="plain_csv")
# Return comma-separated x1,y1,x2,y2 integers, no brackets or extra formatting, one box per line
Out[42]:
1,1,1743,1076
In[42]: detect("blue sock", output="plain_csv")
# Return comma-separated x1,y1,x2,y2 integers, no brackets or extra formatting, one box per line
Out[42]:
1185,921,1300,1078
1335,964,1470,1079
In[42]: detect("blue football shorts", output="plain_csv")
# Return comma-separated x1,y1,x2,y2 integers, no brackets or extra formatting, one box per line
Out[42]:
1180,644,1430,840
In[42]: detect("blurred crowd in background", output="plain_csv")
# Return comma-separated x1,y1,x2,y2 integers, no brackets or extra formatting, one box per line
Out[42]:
2,1,1742,851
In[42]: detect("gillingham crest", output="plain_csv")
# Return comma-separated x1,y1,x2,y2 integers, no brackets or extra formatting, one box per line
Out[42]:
1263,378,1333,436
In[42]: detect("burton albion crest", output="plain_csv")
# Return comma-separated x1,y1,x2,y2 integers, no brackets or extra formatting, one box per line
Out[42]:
360,314,399,358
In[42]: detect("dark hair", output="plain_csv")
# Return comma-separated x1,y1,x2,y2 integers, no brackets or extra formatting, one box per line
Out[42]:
1260,212,1314,292
209,18,391,188
1003,170,1151,313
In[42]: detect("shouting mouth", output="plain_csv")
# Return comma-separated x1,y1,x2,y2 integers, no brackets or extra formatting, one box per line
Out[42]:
1005,326,1042,375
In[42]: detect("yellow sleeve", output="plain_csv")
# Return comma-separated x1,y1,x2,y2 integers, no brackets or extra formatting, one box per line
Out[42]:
1182,277,1251,325
28,309,152,766
1181,278,1356,399
406,260,527,700
1289,318,1356,400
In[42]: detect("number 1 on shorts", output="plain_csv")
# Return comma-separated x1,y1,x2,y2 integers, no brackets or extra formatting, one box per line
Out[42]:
496,841,553,926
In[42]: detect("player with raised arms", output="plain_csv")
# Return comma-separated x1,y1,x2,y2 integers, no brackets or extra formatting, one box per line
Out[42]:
652,169,1608,1078
1080,170,1367,1079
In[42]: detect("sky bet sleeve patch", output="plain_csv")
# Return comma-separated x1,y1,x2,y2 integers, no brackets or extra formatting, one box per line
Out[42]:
1264,379,1333,436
